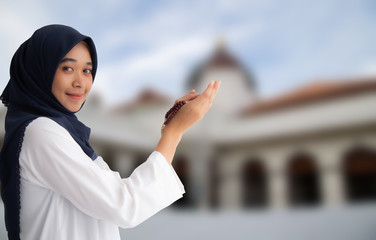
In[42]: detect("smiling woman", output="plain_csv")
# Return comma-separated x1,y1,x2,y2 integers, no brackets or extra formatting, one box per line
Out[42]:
0,24,220,240
52,41,93,112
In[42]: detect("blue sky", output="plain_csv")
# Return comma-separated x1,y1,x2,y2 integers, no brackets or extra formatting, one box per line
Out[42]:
1,0,376,106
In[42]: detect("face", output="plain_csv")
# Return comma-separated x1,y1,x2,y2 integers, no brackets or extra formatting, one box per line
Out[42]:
52,41,93,112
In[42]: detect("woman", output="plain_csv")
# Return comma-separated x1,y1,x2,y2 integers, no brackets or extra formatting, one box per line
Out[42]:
0,24,220,240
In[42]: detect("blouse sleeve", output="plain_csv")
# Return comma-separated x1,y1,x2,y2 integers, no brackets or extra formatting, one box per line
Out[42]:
19,117,185,228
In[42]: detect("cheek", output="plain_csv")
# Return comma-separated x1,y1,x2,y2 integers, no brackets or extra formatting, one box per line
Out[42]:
86,80,93,93
51,81,59,98
52,78,64,97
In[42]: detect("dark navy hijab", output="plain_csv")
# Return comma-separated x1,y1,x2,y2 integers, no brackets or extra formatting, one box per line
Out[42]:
0,24,98,239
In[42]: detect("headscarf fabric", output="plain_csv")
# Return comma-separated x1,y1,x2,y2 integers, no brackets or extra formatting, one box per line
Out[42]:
0,24,98,239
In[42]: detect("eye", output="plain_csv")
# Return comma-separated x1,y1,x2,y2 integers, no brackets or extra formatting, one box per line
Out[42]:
62,66,73,72
83,69,92,74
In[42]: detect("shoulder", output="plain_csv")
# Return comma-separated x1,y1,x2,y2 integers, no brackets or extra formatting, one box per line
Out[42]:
24,117,73,147
27,116,63,131
26,117,70,138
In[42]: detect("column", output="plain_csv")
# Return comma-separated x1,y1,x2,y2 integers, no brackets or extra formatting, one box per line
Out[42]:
317,148,345,206
265,153,289,209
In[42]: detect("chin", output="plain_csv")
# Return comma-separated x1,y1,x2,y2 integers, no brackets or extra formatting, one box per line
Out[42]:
66,105,82,113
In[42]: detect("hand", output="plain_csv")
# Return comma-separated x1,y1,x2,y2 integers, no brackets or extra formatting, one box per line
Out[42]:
155,80,221,164
163,80,221,136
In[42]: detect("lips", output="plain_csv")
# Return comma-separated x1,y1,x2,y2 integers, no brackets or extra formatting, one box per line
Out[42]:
66,93,83,100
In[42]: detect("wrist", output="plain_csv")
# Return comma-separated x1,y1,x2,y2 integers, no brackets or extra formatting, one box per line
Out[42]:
155,127,182,165
162,124,183,142
161,101,186,135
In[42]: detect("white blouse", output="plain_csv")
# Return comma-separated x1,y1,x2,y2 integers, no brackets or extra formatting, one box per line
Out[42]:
18,117,184,240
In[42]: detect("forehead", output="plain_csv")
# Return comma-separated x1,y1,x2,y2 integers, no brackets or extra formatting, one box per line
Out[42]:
62,41,92,61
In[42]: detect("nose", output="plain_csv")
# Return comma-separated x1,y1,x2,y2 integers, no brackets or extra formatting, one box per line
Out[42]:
72,72,84,88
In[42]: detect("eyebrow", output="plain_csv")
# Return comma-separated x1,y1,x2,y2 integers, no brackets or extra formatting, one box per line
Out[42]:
60,57,93,66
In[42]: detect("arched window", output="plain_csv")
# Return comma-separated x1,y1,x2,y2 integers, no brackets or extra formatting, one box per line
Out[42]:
343,147,376,202
242,158,268,208
171,155,194,208
287,153,320,206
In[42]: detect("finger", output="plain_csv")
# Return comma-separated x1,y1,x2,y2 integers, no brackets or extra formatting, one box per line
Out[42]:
212,81,222,99
186,93,200,101
203,80,221,98
177,92,200,102
213,81,221,94
209,81,221,101
186,89,198,101
202,80,215,97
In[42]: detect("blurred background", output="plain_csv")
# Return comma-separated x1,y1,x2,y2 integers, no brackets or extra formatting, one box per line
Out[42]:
1,0,376,239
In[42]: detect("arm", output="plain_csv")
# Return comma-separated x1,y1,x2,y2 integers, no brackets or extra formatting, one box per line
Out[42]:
155,80,221,164
20,118,184,228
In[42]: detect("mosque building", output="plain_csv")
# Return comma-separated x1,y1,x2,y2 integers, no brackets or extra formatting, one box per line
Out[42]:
81,42,376,210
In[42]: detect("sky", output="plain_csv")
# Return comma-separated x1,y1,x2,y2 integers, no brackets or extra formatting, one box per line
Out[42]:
1,0,376,106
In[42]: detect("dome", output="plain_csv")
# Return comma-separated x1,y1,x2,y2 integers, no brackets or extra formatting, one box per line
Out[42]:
186,42,256,91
